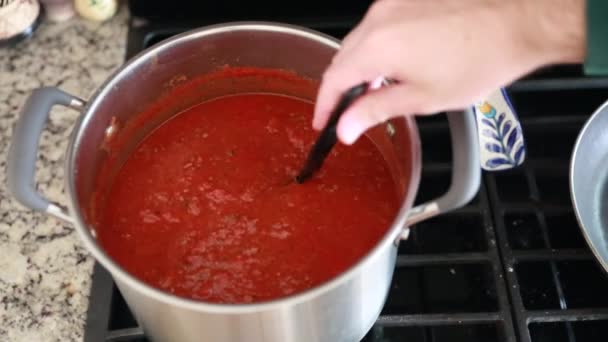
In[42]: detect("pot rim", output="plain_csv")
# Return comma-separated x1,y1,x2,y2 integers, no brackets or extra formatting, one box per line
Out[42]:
66,21,422,314
570,98,608,274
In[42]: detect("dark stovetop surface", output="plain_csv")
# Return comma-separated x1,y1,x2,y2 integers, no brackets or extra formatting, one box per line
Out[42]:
84,3,608,341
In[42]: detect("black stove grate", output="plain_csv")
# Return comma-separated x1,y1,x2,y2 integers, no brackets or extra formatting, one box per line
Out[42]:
83,11,608,341
359,113,517,342
484,87,608,342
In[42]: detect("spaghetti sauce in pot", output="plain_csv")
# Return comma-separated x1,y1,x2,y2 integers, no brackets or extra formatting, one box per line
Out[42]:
96,68,400,304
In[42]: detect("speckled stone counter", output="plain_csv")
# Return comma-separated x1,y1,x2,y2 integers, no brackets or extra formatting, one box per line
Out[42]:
0,8,128,342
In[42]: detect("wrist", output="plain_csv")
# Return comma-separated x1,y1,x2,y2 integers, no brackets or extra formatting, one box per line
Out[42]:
515,0,586,66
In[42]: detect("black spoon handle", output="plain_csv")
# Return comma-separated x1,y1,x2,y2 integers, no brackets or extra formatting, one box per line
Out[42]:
295,82,370,184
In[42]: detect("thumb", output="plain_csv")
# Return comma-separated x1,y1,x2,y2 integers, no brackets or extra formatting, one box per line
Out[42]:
337,84,426,145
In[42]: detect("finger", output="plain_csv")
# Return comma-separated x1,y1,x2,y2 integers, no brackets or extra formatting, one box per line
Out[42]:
337,84,427,145
312,17,379,130
312,61,378,131
340,22,365,48
335,20,368,58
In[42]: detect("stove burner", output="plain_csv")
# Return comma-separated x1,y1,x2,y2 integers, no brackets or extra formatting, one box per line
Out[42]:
84,3,608,341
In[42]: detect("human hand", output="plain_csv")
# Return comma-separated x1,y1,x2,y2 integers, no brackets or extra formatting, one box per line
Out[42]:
313,0,585,144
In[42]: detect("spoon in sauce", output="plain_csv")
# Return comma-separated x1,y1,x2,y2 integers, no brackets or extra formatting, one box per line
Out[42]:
294,82,370,184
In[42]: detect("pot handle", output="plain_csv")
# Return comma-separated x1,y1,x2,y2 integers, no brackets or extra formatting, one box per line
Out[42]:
7,87,85,224
403,108,480,238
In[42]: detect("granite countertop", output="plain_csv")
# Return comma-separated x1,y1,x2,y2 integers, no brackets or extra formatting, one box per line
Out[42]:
0,7,128,342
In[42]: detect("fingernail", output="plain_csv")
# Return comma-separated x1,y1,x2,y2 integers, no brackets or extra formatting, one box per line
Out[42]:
338,115,364,145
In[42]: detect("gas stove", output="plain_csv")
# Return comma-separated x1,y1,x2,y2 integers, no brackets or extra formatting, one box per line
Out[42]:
84,2,608,341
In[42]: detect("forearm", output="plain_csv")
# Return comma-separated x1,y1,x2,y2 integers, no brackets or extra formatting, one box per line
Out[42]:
517,0,586,66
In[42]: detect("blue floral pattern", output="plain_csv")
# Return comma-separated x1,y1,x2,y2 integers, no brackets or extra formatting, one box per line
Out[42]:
476,100,525,170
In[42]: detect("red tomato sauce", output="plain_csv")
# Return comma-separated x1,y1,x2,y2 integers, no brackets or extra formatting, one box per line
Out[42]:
97,77,399,304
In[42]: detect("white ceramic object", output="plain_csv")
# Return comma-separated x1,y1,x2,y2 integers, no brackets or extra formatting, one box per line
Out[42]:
0,0,41,45
473,88,525,171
